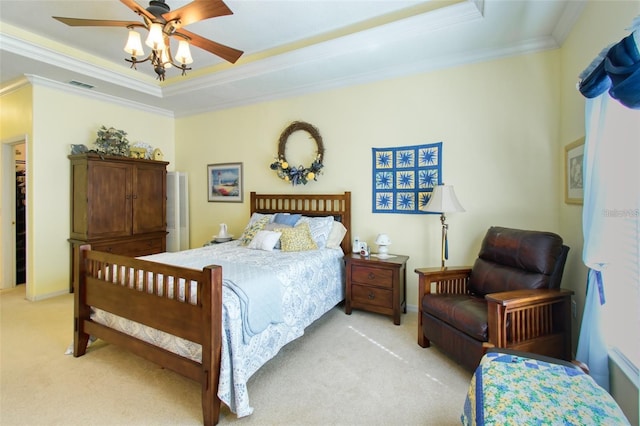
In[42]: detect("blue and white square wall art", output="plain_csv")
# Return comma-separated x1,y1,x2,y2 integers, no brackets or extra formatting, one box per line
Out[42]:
372,142,442,214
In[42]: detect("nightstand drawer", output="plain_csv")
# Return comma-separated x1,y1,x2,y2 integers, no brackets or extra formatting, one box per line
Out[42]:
351,284,393,309
351,265,393,288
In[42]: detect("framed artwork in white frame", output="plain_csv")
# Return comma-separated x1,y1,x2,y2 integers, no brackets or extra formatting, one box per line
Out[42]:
207,162,243,202
564,137,584,205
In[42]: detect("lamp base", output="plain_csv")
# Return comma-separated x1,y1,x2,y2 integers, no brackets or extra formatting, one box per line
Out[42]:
373,253,396,259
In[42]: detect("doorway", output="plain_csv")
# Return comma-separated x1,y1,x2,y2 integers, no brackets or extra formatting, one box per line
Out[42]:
15,144,26,284
1,137,27,290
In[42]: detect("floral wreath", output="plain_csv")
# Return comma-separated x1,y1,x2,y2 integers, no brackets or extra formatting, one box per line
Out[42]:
270,121,324,185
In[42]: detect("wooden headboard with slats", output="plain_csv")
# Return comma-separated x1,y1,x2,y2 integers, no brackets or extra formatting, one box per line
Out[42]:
249,192,352,254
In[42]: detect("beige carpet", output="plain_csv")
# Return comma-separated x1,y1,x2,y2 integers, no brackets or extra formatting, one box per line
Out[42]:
0,286,471,425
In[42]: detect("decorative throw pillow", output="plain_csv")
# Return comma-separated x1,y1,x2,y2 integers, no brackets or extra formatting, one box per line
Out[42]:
297,216,334,249
239,216,270,246
273,213,301,227
277,222,318,252
326,221,347,249
265,222,291,249
248,212,273,225
247,230,282,251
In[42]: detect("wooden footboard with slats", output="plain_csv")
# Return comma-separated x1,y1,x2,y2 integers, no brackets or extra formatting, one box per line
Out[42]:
73,192,352,425
74,246,223,425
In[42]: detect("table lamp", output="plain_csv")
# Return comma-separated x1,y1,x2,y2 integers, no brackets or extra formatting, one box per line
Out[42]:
375,233,392,259
421,184,465,267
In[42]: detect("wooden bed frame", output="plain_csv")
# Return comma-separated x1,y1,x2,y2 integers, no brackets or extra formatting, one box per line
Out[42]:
73,192,351,426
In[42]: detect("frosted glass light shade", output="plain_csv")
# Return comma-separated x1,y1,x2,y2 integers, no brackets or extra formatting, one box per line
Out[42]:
145,23,165,50
160,48,172,68
124,30,144,56
175,40,193,65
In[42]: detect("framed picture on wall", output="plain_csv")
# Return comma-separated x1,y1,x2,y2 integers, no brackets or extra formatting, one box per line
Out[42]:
564,137,584,205
207,162,243,202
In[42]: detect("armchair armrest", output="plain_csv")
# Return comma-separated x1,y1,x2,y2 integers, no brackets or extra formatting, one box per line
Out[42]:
415,266,472,348
486,288,574,308
415,266,472,296
486,288,574,360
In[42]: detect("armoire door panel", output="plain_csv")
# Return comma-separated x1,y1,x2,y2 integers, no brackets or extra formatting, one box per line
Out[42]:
87,162,132,238
133,165,166,234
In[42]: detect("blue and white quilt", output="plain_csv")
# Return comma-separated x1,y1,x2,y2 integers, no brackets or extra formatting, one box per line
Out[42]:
372,142,442,214
462,351,630,425
91,241,345,417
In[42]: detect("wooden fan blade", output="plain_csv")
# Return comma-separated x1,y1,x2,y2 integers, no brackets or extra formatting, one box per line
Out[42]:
163,0,233,28
177,29,243,64
120,0,156,22
53,16,142,28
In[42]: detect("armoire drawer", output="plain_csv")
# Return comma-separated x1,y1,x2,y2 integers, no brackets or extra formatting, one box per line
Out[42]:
92,238,163,257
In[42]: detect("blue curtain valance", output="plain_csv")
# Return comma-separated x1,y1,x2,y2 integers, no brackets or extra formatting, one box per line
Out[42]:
579,31,640,109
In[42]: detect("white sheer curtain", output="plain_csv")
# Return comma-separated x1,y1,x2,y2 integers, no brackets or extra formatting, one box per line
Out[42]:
577,93,640,391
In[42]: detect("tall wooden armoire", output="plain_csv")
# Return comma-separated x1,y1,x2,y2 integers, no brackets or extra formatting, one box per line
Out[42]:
69,153,168,291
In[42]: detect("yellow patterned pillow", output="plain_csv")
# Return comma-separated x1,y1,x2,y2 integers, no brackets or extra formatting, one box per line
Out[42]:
239,216,270,246
277,222,318,252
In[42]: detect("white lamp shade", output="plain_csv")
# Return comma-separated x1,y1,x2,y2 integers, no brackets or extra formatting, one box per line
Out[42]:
145,23,165,50
175,39,193,65
124,30,144,56
421,185,465,213
375,233,391,245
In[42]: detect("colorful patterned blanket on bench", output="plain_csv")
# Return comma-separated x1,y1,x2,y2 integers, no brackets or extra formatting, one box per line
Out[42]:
462,351,630,425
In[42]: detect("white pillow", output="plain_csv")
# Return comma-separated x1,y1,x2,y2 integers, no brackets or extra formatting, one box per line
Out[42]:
297,216,334,249
326,221,347,249
247,230,282,251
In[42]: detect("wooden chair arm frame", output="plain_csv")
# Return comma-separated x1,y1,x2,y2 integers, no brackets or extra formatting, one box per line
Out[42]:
486,288,573,352
415,266,472,297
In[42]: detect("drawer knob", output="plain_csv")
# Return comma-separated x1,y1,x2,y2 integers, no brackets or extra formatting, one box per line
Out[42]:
368,272,376,280
368,291,375,300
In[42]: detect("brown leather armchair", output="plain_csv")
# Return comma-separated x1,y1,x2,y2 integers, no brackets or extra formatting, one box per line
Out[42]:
415,226,573,371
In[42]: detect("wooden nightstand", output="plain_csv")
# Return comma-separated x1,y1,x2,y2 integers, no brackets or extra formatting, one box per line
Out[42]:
345,254,409,325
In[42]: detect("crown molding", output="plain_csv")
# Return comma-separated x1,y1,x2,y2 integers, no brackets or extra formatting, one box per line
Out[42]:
1,30,162,97
552,1,587,45
166,0,483,99
175,33,558,117
25,74,173,117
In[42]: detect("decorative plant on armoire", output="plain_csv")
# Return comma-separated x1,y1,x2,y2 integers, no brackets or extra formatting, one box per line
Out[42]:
94,125,131,157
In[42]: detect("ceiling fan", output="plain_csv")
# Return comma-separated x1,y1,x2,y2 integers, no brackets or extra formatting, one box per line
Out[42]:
53,0,244,80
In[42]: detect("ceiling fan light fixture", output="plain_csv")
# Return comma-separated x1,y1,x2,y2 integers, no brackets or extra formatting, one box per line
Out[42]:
52,0,243,80
160,48,172,68
175,39,193,65
145,23,165,50
124,30,145,57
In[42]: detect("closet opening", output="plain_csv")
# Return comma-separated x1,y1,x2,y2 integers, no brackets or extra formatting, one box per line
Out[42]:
1,139,27,291
15,144,26,285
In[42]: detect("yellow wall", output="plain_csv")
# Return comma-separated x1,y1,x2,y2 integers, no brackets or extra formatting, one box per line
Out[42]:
0,84,33,297
176,49,562,309
1,82,175,299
